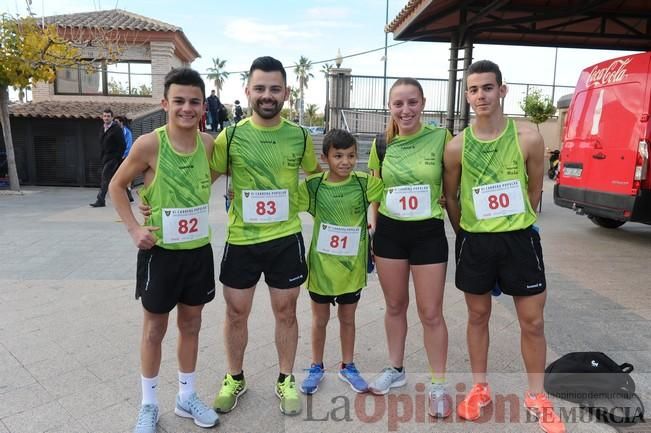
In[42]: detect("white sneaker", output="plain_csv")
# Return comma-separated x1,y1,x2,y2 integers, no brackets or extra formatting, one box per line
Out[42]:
368,367,406,395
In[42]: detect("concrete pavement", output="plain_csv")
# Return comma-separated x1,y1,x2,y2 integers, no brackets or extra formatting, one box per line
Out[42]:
1,177,649,433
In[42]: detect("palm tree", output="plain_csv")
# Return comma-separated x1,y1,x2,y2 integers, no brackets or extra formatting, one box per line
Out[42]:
305,104,318,125
321,63,333,78
206,57,229,96
240,71,249,87
288,87,300,122
293,56,314,125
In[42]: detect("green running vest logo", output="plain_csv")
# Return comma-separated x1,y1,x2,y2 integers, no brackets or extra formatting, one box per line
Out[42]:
178,164,194,169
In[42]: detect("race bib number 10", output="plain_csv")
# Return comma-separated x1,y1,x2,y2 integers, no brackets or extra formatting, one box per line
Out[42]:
242,189,289,223
385,185,431,218
162,204,209,244
316,224,361,256
472,180,525,219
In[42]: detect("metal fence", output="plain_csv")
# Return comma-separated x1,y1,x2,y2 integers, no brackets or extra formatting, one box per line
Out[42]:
344,74,575,117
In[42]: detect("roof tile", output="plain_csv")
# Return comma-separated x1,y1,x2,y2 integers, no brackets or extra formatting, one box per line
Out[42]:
43,9,180,32
9,101,162,120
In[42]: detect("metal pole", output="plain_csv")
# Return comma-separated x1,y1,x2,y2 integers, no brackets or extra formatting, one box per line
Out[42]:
446,33,459,132
382,0,389,108
460,39,473,130
551,47,559,105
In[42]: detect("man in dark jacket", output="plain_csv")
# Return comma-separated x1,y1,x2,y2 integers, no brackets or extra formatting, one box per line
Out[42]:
206,90,221,132
90,108,126,207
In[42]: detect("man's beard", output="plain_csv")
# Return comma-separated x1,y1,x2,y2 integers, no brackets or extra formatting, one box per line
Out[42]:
253,99,284,119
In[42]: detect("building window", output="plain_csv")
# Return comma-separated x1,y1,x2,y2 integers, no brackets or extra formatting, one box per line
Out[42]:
55,61,152,96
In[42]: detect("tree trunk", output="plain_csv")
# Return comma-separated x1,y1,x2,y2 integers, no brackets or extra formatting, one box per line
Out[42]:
299,81,304,125
0,86,21,192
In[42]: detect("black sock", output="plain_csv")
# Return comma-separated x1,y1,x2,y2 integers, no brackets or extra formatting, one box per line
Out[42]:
393,366,404,373
231,371,244,381
278,373,288,383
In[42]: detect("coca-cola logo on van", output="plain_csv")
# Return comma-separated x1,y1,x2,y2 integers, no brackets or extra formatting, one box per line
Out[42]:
586,58,631,88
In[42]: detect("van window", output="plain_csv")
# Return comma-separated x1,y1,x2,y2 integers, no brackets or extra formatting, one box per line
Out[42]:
566,82,642,142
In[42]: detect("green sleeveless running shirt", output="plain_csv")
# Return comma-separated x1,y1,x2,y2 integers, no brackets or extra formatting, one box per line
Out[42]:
460,119,537,233
297,171,383,296
367,125,450,221
140,126,212,250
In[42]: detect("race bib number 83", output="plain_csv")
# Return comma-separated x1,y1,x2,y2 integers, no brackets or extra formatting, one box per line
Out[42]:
242,189,289,223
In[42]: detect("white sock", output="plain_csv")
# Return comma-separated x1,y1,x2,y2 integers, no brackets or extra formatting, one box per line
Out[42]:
141,375,158,406
178,371,195,401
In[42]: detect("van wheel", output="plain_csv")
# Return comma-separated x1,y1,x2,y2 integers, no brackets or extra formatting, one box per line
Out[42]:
588,215,626,229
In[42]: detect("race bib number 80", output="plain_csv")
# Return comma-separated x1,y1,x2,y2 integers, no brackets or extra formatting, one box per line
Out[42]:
242,189,289,223
472,180,525,220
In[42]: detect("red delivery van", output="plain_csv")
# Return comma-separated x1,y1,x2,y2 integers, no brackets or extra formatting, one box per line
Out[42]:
554,51,651,228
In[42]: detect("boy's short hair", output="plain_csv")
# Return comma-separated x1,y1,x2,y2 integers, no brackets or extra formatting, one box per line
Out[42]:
322,129,356,155
467,60,503,86
249,56,286,84
164,67,206,99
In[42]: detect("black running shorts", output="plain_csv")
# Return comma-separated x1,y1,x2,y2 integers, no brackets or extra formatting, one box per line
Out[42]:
135,243,216,314
373,213,448,265
219,232,308,289
309,289,362,306
455,226,546,296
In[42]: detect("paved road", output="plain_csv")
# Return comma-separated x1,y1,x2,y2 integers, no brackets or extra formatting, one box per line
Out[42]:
0,178,649,433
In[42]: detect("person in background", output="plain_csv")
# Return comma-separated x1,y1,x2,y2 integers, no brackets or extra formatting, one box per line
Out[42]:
90,108,126,208
207,90,221,132
115,116,134,202
233,100,244,123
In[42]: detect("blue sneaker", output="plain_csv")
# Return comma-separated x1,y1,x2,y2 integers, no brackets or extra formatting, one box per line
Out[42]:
175,392,219,428
338,363,368,393
133,404,159,433
300,363,325,395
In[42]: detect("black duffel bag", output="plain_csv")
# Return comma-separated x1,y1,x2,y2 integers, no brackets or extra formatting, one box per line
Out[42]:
545,352,644,425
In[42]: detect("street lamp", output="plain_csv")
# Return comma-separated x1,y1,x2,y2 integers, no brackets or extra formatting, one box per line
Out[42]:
382,0,389,108
336,49,343,68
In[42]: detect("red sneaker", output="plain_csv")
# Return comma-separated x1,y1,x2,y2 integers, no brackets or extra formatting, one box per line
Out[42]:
524,392,566,433
457,383,492,421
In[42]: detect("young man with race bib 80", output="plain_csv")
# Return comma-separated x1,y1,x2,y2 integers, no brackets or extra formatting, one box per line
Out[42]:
443,60,565,433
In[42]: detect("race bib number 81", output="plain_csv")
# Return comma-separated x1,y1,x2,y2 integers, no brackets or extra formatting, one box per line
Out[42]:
316,224,361,256
472,180,525,220
162,204,209,244
242,189,289,223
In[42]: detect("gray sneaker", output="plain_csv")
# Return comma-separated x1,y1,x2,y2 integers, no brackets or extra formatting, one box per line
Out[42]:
175,392,219,428
133,404,159,433
428,383,453,418
368,367,407,395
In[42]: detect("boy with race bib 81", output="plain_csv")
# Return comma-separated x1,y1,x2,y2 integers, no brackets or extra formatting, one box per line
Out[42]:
297,129,383,395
